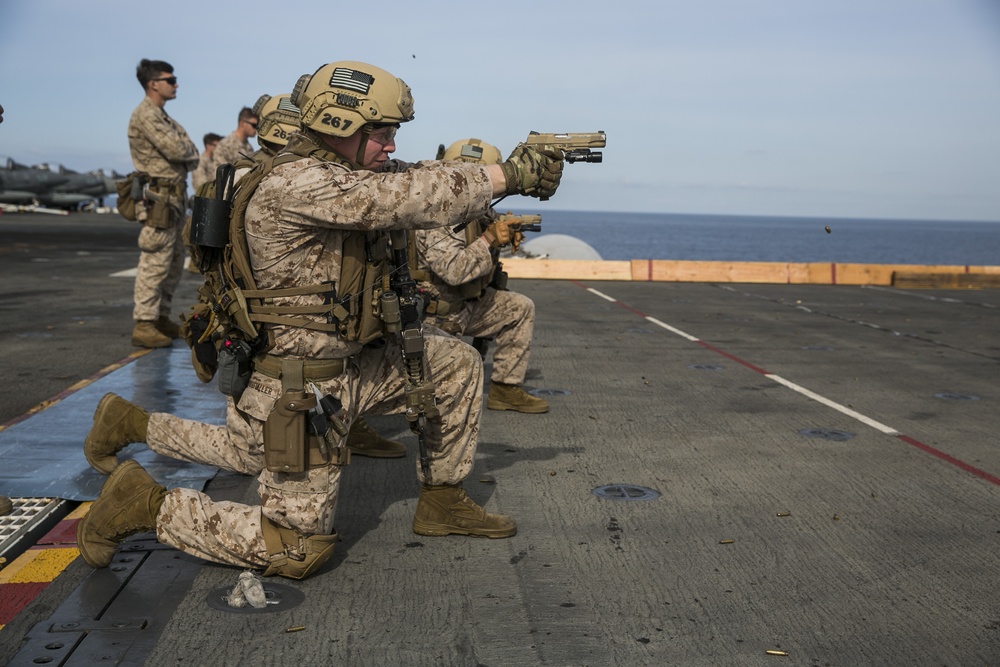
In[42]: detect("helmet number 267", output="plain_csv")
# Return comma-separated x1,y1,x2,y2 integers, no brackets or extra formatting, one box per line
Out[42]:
321,114,353,131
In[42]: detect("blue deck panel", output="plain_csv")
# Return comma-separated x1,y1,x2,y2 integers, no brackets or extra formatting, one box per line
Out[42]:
0,345,224,501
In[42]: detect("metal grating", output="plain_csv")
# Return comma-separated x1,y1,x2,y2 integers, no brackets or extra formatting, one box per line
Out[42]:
0,497,65,562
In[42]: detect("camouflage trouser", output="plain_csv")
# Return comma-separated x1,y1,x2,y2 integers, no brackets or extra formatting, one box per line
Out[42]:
432,288,535,385
132,222,186,322
146,396,259,474
154,328,483,571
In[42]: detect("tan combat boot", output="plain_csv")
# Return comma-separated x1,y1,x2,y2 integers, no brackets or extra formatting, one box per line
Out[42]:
77,460,166,568
85,393,149,474
132,320,172,348
156,315,182,339
347,418,406,458
412,484,517,538
486,382,549,414
0,496,12,516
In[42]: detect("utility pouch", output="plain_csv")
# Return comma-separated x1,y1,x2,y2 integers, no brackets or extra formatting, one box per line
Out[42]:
146,189,175,230
190,164,234,249
217,338,253,399
115,172,146,222
263,360,317,474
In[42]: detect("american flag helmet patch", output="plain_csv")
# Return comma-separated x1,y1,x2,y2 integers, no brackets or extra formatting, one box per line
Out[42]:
329,67,374,94
460,145,484,160
277,97,301,114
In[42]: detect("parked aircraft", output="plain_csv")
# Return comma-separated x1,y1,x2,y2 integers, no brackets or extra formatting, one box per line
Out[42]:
0,158,122,209
0,158,69,203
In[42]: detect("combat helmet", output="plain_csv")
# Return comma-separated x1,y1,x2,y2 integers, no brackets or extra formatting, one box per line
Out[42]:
441,138,502,165
290,60,414,139
251,94,300,151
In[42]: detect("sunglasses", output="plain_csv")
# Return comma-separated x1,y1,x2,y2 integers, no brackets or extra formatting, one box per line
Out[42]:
153,76,178,85
369,126,397,144
244,120,258,128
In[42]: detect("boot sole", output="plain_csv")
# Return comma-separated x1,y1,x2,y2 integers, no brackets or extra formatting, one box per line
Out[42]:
486,400,549,414
412,521,517,539
85,393,122,475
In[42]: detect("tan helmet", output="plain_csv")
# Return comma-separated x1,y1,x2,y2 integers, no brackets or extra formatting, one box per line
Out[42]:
290,60,414,138
251,94,301,147
441,138,502,165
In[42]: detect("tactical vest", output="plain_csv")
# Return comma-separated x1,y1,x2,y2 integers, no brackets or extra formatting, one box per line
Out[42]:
216,133,392,348
407,217,499,302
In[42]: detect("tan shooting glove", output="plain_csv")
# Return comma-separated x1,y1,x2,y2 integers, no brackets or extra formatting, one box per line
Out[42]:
501,144,564,199
510,229,526,253
482,219,512,248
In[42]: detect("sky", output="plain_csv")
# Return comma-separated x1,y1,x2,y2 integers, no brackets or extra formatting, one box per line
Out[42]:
1,0,999,222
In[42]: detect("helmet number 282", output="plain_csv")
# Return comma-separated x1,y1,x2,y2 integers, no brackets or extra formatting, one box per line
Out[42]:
321,114,353,131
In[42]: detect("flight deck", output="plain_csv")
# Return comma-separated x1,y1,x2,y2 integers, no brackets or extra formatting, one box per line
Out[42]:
0,212,998,666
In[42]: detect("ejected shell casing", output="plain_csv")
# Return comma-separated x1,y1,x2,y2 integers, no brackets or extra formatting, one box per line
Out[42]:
766,649,789,656
719,539,735,544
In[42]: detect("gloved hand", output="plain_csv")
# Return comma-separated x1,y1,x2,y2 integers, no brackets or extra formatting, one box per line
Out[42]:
510,229,526,254
482,219,512,248
501,144,564,199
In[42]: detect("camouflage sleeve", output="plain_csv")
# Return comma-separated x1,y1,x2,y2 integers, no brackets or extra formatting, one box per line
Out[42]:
417,224,494,286
192,155,215,190
264,160,494,232
378,158,421,173
210,134,249,172
133,103,199,170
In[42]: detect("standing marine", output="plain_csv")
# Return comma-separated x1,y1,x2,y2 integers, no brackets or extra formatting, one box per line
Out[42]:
126,59,200,349
79,60,564,579
208,106,258,174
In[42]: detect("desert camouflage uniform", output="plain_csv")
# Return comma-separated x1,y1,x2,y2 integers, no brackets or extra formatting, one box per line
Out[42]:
209,131,254,174
127,97,199,322
415,217,536,385
154,136,494,570
191,148,215,191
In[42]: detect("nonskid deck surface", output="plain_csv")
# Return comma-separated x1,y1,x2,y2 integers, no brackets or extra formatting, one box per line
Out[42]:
0,215,998,665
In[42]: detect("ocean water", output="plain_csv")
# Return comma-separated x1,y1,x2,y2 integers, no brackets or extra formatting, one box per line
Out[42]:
508,210,1000,265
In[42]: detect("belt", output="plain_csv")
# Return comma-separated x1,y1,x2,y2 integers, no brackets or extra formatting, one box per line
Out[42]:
254,355,346,381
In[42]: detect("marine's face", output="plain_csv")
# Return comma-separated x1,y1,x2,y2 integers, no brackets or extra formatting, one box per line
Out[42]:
360,125,397,170
242,117,258,138
149,72,178,100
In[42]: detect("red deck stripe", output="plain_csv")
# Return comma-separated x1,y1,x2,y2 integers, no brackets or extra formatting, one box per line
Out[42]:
896,435,1000,486
572,280,1000,488
36,518,81,546
0,582,50,625
696,340,772,375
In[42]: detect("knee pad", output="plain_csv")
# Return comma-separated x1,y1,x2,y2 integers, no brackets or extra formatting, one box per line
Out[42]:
260,516,336,580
